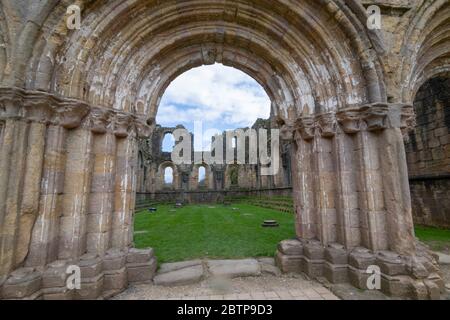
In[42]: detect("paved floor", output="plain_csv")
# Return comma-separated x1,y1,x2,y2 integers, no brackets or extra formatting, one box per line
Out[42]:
112,274,340,300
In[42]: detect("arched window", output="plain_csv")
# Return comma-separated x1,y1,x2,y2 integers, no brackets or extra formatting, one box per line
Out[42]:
162,133,175,153
198,166,206,186
164,167,174,186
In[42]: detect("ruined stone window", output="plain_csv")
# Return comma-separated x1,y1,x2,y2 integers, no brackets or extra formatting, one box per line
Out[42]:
162,133,175,153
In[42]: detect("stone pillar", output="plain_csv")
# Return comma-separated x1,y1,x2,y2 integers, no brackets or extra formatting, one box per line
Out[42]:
25,125,65,266
355,116,388,252
314,114,338,246
334,109,362,249
0,88,157,300
276,103,444,299
294,117,317,240
379,105,416,255
86,109,115,257
112,115,138,250
58,128,94,260
0,119,29,278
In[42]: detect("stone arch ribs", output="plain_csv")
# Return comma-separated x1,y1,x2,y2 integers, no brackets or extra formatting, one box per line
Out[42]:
23,0,387,121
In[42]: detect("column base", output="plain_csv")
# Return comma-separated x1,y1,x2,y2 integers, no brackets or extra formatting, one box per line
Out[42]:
275,238,444,300
0,248,157,300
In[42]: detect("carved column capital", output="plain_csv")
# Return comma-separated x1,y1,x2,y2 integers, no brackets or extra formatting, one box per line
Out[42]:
113,113,133,138
276,116,295,142
361,103,389,131
316,112,336,138
336,107,362,134
0,87,25,119
23,92,57,124
296,116,315,141
56,100,90,129
88,108,112,134
134,118,153,138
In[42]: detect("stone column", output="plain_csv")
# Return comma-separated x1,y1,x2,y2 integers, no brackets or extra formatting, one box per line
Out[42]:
14,122,46,266
276,103,443,299
24,124,64,266
0,119,29,278
86,109,116,256
335,109,363,249
57,127,94,260
0,88,157,300
379,104,416,255
111,114,138,250
314,114,338,245
294,117,317,240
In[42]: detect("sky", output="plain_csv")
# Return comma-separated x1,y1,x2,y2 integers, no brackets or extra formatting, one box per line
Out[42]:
157,63,271,152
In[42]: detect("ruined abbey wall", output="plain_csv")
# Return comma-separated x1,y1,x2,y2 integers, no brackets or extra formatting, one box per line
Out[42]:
0,0,448,300
136,117,293,204
405,77,450,228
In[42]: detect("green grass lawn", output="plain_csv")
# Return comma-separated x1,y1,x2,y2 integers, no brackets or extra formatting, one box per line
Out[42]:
133,203,296,263
133,203,450,263
415,226,450,253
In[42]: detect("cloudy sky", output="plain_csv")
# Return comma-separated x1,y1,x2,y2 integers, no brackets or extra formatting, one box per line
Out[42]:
157,63,271,151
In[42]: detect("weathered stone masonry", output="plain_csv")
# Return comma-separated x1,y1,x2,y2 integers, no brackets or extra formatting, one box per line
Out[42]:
136,117,293,203
0,0,448,299
405,77,450,228
0,87,156,299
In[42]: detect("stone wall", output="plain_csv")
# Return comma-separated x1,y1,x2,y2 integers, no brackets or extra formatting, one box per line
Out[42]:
136,187,293,207
137,118,293,194
410,178,450,228
405,77,450,227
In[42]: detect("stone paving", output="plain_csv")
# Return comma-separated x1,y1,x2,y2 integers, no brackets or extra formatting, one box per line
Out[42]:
112,273,340,300
153,258,275,287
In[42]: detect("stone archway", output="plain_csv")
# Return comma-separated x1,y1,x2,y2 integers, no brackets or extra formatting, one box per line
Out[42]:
0,0,444,300
157,161,179,191
405,76,450,228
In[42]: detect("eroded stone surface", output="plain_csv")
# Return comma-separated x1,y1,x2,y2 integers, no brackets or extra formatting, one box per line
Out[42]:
154,265,204,287
158,260,203,274
0,0,448,301
208,259,261,278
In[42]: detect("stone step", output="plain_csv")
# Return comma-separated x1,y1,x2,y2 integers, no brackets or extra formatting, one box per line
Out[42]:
207,259,261,278
152,258,281,287
158,260,202,274
153,265,204,287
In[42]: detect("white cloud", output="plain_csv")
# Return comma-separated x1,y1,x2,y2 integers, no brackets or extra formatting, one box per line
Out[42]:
157,64,271,131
